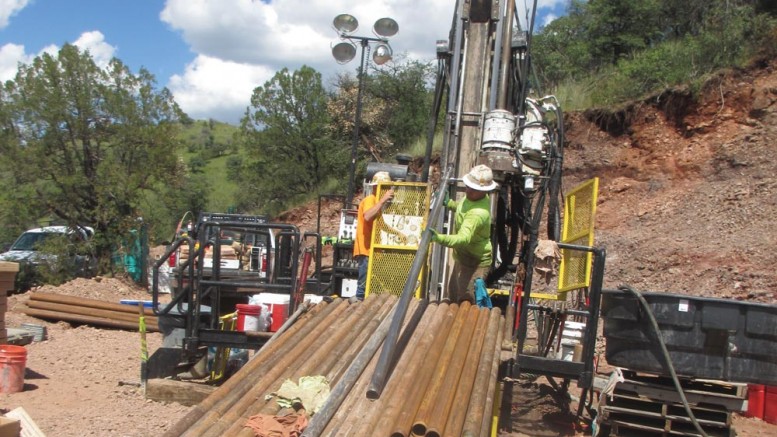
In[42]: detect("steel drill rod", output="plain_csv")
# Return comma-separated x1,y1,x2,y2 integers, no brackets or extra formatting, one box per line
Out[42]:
441,306,491,437
163,300,317,437
479,317,505,437
411,302,471,436
502,302,515,349
425,305,482,437
215,299,361,437
29,292,154,313
349,300,436,436
391,303,458,437
301,295,403,437
315,295,391,381
368,166,452,399
166,300,327,437
461,308,502,436
228,297,398,437
236,296,389,430
26,300,160,328
250,299,311,360
326,295,394,384
371,303,446,436
345,298,423,436
18,304,159,332
180,300,348,437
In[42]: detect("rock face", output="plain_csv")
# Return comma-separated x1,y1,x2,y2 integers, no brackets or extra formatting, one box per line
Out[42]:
562,61,777,304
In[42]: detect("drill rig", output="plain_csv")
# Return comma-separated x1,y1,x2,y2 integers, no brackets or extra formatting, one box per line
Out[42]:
420,0,605,399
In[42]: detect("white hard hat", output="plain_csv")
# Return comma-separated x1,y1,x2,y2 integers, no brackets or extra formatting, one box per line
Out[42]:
371,171,391,184
462,165,498,191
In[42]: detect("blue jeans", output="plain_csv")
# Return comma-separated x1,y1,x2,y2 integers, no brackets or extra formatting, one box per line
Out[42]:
355,255,369,300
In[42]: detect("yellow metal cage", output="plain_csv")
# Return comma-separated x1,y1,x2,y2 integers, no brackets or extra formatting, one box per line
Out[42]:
558,177,599,294
365,182,431,297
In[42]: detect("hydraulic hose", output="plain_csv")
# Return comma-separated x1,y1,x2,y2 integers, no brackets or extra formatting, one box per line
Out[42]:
616,285,709,437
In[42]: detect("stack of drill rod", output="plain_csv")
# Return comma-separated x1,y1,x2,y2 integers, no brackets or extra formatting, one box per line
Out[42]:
20,292,159,332
164,296,504,437
321,301,504,437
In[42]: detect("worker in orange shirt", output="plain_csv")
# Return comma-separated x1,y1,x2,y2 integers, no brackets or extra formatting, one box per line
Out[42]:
353,171,394,300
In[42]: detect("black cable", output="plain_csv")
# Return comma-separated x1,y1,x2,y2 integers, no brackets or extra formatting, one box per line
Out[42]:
617,285,709,437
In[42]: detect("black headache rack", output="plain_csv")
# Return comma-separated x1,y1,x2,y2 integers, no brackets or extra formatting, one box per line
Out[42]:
151,219,301,358
512,243,606,391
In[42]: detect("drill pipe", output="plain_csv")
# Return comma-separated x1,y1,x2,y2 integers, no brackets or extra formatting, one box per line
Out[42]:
214,297,375,437
370,303,447,436
411,301,472,436
314,294,392,382
461,310,502,436
391,303,459,437
311,297,418,437
181,299,349,437
425,305,483,437
320,331,384,437
502,302,515,349
163,299,329,437
440,306,491,437
325,295,395,384
301,295,404,437
348,300,438,436
480,318,505,437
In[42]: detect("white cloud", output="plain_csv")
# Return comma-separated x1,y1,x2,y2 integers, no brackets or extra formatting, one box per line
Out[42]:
160,0,456,123
158,0,573,123
73,31,116,68
0,30,116,82
0,43,31,81
167,54,275,122
0,0,29,29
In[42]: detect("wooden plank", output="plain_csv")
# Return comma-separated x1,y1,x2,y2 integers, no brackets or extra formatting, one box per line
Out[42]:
5,406,46,437
604,393,731,427
593,374,747,412
620,371,747,398
144,378,217,407
610,418,733,437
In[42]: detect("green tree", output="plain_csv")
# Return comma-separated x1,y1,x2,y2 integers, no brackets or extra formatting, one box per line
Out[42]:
532,4,593,88
0,44,184,270
328,56,434,164
238,66,344,214
585,0,663,65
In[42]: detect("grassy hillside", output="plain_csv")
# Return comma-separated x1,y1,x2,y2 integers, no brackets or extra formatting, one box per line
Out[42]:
177,119,244,211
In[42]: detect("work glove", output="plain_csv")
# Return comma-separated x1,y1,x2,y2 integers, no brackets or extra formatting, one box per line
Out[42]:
429,228,440,243
444,190,451,206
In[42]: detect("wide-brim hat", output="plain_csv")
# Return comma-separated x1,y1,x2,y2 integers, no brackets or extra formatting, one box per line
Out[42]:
462,165,498,191
370,171,392,185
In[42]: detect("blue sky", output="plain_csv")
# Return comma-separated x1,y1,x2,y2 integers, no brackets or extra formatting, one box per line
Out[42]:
1,0,565,124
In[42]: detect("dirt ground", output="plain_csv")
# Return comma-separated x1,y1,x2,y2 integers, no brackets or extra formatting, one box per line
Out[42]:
2,58,777,436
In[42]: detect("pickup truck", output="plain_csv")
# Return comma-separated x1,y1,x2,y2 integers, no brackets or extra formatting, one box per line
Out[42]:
0,225,97,290
167,213,276,289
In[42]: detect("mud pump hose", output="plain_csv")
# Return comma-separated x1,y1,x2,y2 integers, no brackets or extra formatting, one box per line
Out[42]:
616,285,709,437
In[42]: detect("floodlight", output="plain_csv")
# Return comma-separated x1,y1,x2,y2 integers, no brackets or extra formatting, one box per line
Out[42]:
333,14,358,33
372,43,393,65
332,42,357,64
373,17,398,37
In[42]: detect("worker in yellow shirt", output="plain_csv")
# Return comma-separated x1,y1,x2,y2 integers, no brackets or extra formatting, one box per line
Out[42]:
431,165,498,303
